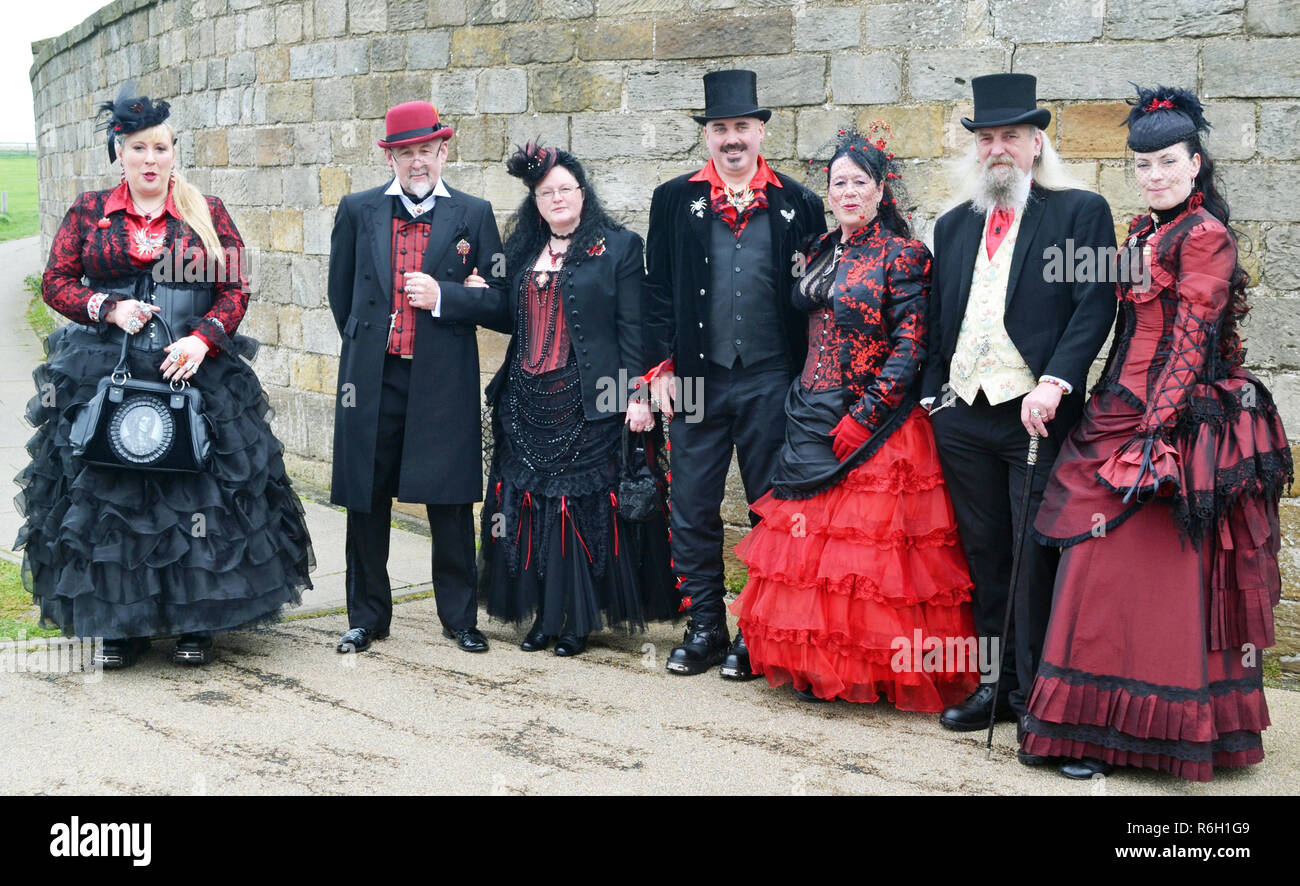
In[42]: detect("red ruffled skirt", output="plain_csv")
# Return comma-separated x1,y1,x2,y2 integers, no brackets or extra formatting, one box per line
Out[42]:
730,410,979,711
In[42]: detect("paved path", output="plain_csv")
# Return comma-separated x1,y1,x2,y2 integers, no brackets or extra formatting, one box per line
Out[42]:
1,235,1295,795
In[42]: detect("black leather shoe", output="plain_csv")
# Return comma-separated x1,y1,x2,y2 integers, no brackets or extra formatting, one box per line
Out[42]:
794,686,828,703
1015,716,1051,766
664,621,730,676
1060,757,1113,779
443,627,489,653
95,638,148,670
336,626,388,653
520,619,551,652
939,683,1015,731
719,629,759,681
172,634,214,666
553,634,587,657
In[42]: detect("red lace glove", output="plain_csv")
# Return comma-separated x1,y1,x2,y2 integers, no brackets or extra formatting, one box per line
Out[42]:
830,414,871,461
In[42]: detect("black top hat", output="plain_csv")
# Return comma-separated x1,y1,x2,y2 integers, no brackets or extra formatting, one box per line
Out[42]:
692,69,771,125
961,73,1051,131
1123,84,1208,153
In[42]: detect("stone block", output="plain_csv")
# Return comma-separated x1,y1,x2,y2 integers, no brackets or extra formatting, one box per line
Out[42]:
743,55,826,107
320,166,352,206
656,10,794,59
281,167,322,209
313,78,356,120
572,112,699,159
531,65,622,112
1265,225,1300,291
1203,101,1257,161
865,1,964,47
506,22,577,63
1015,44,1197,100
451,26,507,66
353,75,392,120
276,4,304,42
449,114,507,161
336,38,370,75
195,130,228,167
1220,164,1300,221
290,43,335,79
254,127,295,166
577,20,652,60
348,0,388,33
432,70,479,115
762,107,796,162
1259,102,1300,160
907,48,1007,102
1058,103,1131,159
408,30,452,70
370,35,407,71
1204,38,1300,97
480,68,529,114
830,53,902,105
302,208,335,256
627,63,709,111
506,114,572,152
271,208,304,252
258,46,290,83
854,104,945,159
543,0,594,17
1247,0,1300,35
793,5,860,51
1106,0,1243,38
267,82,314,124
429,0,469,26
292,124,334,164
226,51,257,87
388,0,429,29
292,256,330,309
301,308,342,355
992,0,1103,42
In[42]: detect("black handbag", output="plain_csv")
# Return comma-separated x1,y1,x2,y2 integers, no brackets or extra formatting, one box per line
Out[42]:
617,425,662,522
69,316,213,472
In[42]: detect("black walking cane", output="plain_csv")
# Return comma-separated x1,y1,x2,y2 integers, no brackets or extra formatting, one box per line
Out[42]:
985,432,1040,757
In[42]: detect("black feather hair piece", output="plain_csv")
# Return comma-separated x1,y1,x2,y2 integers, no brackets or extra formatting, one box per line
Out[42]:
94,81,171,163
1123,83,1208,153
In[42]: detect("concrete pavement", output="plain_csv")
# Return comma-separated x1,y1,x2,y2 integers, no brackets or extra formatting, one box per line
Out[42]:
1,234,1296,796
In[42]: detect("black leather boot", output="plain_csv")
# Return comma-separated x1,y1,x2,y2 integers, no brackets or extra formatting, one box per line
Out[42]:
665,621,730,676
938,683,1015,731
520,615,551,652
173,633,213,665
719,628,759,681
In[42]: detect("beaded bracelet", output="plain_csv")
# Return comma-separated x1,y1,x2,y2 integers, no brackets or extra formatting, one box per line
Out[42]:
1038,376,1070,392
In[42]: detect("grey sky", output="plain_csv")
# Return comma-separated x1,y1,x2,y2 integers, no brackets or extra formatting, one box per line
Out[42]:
2,2,113,143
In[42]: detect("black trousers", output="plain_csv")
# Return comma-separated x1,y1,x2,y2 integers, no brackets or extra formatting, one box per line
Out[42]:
929,392,1062,717
344,355,478,634
668,358,790,626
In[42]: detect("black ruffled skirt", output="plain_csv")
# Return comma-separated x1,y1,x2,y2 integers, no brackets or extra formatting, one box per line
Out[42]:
478,360,677,637
13,323,315,639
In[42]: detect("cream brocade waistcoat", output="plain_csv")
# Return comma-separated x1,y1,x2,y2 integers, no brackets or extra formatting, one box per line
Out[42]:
947,210,1037,406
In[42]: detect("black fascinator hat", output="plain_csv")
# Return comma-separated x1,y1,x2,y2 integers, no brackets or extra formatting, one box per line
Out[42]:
506,140,560,187
1123,84,1209,153
95,81,171,163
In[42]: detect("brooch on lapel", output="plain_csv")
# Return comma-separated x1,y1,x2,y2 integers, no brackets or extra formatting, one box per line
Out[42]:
456,238,471,265
587,238,606,257
97,217,112,229
780,208,796,223
689,197,706,219
131,227,167,260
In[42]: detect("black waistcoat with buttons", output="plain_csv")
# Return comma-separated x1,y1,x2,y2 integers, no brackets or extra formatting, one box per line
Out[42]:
706,212,783,369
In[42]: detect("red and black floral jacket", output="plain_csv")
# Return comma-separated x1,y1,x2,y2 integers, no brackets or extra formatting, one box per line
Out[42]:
43,185,248,354
796,218,932,435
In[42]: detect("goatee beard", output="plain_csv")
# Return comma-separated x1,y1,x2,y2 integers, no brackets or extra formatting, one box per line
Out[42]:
972,160,1031,214
405,179,432,200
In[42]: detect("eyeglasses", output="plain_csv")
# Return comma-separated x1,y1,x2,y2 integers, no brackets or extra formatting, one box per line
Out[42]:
536,185,581,202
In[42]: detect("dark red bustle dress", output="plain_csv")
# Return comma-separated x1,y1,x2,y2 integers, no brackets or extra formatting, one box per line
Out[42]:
730,221,979,710
1022,201,1292,781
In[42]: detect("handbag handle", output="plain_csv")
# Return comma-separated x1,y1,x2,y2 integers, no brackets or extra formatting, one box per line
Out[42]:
110,310,181,383
621,423,655,471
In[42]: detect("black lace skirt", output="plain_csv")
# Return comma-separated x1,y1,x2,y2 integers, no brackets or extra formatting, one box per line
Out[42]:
13,323,315,639
479,357,676,637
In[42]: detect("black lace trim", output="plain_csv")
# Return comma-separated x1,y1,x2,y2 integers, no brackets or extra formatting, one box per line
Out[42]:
1023,715,1263,762
1037,661,1263,704
1175,447,1293,548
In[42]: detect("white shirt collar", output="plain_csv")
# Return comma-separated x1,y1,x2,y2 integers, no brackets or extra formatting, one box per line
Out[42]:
385,177,451,218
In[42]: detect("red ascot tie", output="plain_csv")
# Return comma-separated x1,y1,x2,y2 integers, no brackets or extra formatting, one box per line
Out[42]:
986,206,1015,259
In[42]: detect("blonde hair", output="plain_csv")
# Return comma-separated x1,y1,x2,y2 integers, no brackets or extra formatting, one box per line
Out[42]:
118,122,225,268
945,126,1088,212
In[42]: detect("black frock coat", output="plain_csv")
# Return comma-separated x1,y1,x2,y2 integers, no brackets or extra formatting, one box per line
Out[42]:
327,181,508,510
921,184,1118,436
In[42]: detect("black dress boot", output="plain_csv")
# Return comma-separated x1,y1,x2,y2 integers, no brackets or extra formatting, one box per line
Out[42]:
719,628,759,681
938,683,1015,731
1016,715,1051,766
665,621,730,676
520,615,551,652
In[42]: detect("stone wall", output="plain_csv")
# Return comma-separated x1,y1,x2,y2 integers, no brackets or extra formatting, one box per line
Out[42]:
29,0,1300,650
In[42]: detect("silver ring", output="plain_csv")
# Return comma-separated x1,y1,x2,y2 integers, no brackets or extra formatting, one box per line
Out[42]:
1030,408,1043,417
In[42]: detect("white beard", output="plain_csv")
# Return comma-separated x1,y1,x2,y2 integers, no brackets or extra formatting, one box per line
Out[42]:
971,160,1031,215
405,178,433,199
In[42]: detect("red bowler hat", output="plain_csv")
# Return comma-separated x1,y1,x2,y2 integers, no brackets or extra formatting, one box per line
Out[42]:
376,101,454,148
